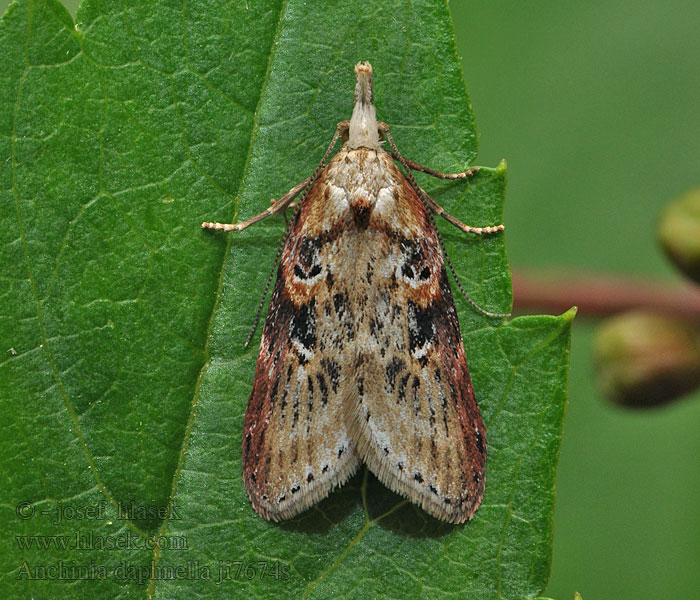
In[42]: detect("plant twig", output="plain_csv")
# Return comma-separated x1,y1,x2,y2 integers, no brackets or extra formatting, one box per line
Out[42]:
512,270,700,319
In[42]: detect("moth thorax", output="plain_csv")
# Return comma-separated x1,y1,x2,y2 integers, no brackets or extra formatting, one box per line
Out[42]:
348,61,380,150
349,191,373,228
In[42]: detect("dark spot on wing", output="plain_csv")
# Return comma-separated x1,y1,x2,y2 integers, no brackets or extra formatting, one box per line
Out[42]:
475,429,485,454
407,300,437,353
398,373,410,400
294,236,323,281
294,264,321,280
386,357,405,391
333,292,347,317
399,238,433,283
291,298,316,356
316,373,328,404
321,358,341,393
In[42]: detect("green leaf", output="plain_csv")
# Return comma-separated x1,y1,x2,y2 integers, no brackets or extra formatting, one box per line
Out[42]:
0,1,573,598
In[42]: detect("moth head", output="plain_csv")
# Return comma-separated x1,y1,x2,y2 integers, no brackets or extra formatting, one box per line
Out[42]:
348,61,381,150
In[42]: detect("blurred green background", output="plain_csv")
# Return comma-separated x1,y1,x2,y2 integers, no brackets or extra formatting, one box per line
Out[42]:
4,1,698,598
451,2,700,599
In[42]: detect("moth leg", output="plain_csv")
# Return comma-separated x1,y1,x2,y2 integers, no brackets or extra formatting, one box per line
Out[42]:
379,121,478,178
377,123,503,235
335,119,351,144
420,187,504,235
202,177,312,232
203,120,350,233
392,154,479,180
269,196,296,227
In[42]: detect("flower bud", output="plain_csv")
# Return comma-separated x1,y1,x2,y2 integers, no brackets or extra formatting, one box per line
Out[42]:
658,187,700,283
593,311,700,407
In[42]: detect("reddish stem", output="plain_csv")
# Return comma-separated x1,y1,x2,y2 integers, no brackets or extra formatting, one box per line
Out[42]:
512,270,700,319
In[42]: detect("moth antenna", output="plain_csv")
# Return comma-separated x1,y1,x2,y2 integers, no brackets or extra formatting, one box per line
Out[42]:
244,122,347,345
381,127,510,319
244,193,309,347
432,216,511,319
244,233,285,347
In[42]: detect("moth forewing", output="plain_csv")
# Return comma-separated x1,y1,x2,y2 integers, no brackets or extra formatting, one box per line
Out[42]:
341,151,486,524
203,61,503,523
240,175,361,522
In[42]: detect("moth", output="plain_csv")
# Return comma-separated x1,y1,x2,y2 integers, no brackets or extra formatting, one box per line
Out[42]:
203,62,505,523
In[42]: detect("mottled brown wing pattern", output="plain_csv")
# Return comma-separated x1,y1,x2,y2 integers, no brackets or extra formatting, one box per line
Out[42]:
344,155,486,524
205,62,498,524
242,178,360,521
